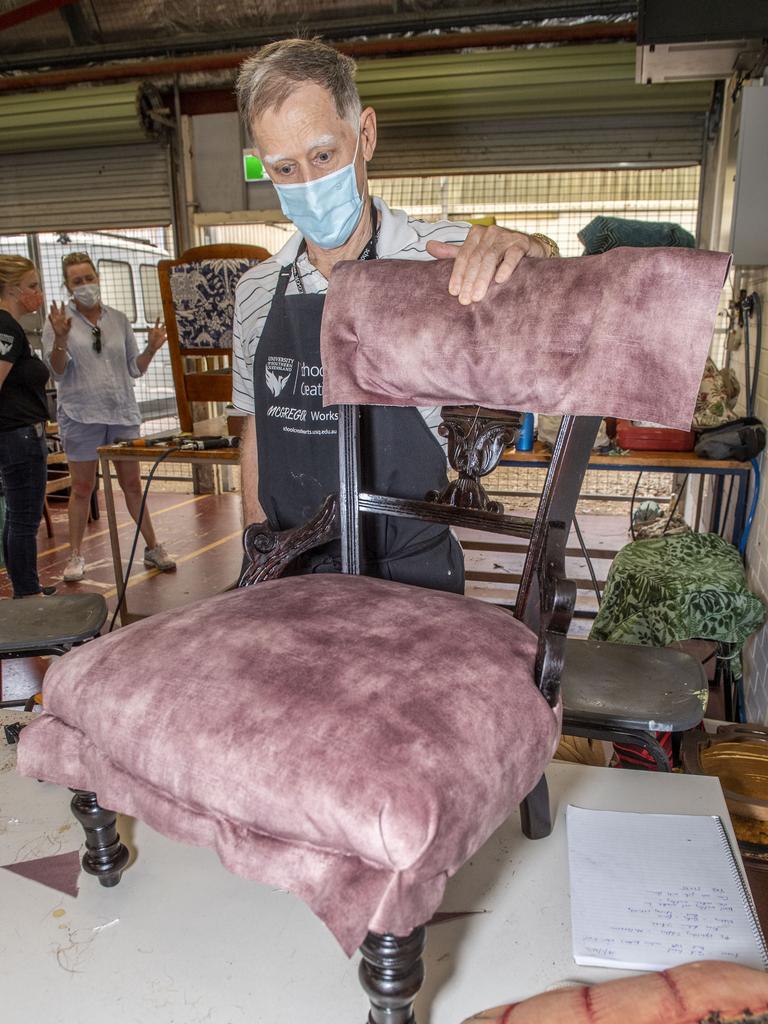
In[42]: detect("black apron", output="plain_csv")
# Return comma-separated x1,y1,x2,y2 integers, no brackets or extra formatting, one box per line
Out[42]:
251,224,463,594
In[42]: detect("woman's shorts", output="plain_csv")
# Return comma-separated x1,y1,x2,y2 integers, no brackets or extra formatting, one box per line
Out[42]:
58,411,140,462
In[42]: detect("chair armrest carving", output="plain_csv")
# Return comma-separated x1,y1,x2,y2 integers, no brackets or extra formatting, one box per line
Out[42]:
239,494,340,586
427,406,522,513
535,521,577,706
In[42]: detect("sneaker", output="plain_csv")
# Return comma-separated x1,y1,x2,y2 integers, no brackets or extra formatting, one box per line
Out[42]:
63,554,86,582
144,544,176,572
40,585,57,596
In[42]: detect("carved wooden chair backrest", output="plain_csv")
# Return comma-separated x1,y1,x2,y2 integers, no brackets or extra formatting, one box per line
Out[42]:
243,403,600,711
157,243,270,432
339,404,600,708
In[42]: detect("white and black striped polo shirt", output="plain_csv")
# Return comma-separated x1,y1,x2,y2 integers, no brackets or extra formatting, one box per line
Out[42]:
231,196,470,423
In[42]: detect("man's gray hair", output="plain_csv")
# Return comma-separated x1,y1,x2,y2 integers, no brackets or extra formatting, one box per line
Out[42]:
236,38,362,139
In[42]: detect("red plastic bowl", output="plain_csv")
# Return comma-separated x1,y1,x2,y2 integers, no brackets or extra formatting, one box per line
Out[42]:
615,419,696,452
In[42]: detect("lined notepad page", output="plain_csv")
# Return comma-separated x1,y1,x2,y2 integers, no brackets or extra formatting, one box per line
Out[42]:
567,805,768,971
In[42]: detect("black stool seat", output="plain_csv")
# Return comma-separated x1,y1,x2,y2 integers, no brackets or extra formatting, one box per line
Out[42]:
561,638,707,771
0,594,108,656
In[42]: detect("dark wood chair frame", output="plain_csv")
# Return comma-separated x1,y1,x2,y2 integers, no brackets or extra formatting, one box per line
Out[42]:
69,403,600,1024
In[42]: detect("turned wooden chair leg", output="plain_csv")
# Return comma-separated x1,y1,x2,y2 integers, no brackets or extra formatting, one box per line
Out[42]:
519,773,552,840
359,926,426,1024
70,789,129,887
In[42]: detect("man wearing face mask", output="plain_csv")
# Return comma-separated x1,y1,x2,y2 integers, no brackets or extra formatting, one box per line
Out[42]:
232,39,559,591
43,251,176,583
0,254,56,597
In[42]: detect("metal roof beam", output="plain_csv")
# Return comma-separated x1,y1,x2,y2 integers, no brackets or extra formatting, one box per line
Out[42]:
0,0,76,33
1,5,636,73
58,1,101,47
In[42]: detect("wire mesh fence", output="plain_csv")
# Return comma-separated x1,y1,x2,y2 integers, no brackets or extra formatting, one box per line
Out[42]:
371,166,700,255
205,166,700,259
0,224,193,482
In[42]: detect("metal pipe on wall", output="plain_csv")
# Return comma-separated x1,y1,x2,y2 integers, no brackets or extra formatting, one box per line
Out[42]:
0,21,637,93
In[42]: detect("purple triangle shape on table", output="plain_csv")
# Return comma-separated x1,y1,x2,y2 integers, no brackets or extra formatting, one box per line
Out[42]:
1,849,80,898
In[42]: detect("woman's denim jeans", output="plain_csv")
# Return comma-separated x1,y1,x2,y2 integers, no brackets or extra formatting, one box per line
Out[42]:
0,423,47,597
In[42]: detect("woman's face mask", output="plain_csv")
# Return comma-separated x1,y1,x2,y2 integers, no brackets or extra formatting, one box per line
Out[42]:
72,283,101,309
14,274,44,314
272,132,364,250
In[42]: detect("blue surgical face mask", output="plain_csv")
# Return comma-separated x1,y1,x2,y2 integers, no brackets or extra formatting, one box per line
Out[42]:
272,133,364,250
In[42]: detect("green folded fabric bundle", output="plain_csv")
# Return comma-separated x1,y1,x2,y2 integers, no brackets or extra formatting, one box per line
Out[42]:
578,215,696,254
590,532,766,679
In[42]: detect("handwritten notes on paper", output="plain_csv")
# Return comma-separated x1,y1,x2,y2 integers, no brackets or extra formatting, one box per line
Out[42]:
566,806,768,971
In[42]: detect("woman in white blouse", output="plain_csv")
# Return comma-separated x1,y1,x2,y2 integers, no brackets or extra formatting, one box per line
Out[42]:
43,251,176,582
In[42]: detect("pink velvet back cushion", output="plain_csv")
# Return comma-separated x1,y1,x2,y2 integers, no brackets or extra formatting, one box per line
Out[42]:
320,247,731,431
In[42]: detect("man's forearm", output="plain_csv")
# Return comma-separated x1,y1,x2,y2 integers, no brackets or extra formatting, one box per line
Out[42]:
240,416,265,526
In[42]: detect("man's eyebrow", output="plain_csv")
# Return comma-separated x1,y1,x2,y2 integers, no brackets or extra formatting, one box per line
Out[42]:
308,133,336,150
263,134,338,166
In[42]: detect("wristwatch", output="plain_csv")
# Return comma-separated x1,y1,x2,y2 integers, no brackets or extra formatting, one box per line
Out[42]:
529,232,560,258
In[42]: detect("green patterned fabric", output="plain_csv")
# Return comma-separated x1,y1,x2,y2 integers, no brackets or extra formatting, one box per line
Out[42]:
590,533,766,679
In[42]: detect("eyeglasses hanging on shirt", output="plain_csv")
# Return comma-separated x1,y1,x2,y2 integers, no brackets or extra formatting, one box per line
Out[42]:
91,326,102,354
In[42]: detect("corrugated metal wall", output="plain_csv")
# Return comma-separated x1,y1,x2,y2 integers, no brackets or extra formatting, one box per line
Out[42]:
370,113,706,175
0,84,172,231
0,83,161,152
357,44,710,124
0,144,172,232
361,43,711,174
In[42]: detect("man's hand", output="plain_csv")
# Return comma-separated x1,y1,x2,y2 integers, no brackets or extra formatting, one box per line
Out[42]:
426,226,547,305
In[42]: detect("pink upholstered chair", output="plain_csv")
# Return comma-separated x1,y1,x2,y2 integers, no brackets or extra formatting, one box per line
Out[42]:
17,247,730,1023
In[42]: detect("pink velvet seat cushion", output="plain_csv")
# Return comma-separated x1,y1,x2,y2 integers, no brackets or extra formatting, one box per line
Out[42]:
320,247,732,431
17,574,558,954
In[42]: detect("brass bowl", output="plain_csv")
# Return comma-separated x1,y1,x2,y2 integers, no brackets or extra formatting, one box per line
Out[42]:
683,727,768,845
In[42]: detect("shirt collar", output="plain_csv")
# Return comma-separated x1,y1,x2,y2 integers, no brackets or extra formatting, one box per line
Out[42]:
273,195,419,267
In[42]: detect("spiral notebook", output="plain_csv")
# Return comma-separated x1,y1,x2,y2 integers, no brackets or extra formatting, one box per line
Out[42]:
567,806,768,971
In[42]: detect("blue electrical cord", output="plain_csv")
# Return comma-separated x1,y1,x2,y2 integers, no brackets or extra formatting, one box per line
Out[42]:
738,456,761,557
736,292,762,559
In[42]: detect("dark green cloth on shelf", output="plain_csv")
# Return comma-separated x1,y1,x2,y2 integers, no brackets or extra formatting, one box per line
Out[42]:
578,215,696,254
589,532,766,679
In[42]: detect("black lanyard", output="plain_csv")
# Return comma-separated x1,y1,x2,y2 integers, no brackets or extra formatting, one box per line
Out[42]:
292,198,379,295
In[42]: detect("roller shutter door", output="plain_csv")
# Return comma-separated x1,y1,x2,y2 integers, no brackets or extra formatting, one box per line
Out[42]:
0,84,172,231
362,44,710,174
0,143,172,232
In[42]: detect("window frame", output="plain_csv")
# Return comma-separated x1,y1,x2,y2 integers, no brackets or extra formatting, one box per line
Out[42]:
97,258,137,323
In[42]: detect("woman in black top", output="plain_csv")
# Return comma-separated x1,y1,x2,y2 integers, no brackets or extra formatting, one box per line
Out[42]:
0,254,53,597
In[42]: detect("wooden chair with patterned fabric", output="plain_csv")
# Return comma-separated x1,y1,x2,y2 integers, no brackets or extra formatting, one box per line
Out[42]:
157,243,270,432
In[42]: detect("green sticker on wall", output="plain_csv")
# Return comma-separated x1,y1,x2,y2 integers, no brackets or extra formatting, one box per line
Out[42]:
243,153,266,182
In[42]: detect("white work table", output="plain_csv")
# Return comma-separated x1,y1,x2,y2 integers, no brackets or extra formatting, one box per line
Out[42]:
0,719,744,1024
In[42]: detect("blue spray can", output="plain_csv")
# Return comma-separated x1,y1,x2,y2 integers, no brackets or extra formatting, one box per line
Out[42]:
517,412,534,452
